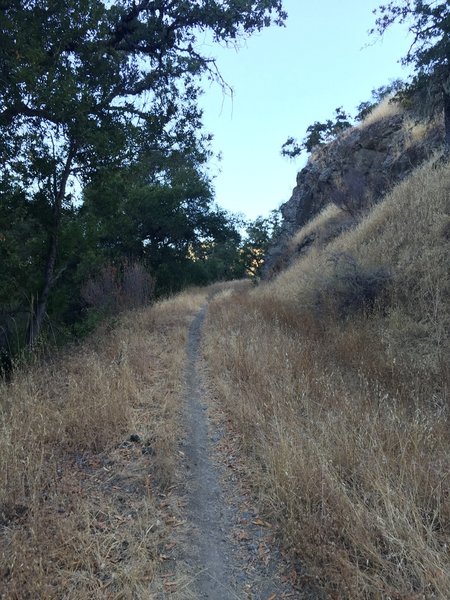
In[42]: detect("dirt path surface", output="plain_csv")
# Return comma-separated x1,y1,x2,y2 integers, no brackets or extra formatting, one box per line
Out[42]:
175,303,303,599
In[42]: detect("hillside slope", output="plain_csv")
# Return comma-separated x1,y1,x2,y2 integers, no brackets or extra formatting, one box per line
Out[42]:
267,98,443,276
0,290,208,598
0,283,301,599
203,158,450,598
1,151,448,600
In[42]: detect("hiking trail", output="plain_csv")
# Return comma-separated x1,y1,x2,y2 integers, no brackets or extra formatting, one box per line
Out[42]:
169,303,308,599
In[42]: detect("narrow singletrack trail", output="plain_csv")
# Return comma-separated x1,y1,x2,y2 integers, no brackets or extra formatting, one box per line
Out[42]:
184,305,238,597
178,303,305,599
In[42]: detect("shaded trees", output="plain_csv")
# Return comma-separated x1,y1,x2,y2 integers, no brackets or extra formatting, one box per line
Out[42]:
240,210,281,277
80,140,244,294
0,0,286,347
372,1,450,147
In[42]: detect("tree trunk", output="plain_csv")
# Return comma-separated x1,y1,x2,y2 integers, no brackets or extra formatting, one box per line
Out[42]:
27,143,76,347
443,58,450,153
443,85,450,152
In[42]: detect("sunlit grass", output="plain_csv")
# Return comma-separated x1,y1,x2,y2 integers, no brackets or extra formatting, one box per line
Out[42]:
358,95,403,128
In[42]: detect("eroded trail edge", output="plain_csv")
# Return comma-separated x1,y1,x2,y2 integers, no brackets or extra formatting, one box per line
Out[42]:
180,303,301,599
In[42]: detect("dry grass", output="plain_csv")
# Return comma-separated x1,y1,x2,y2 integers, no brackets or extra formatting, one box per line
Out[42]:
202,159,450,598
268,156,449,386
358,95,403,128
288,203,355,256
0,288,207,599
402,117,434,148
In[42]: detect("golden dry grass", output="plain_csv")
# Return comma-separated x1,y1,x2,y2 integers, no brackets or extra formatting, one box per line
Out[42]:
402,117,434,148
0,288,207,599
358,95,403,128
267,156,449,386
288,203,355,257
202,159,450,598
290,203,343,244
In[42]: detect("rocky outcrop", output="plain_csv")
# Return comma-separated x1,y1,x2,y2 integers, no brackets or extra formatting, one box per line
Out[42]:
266,107,443,276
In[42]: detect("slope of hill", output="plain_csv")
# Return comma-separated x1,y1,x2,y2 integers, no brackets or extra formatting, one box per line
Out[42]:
0,290,208,598
1,108,448,599
0,282,301,599
266,97,443,276
203,157,449,598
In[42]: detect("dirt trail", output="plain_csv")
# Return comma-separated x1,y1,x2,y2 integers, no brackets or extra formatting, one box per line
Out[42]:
178,303,303,599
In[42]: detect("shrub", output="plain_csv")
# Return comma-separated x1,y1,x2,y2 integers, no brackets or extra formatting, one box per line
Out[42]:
81,260,155,313
314,252,391,319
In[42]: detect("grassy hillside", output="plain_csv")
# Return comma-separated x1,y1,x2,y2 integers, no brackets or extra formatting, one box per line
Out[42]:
203,158,450,598
1,158,448,599
0,289,208,599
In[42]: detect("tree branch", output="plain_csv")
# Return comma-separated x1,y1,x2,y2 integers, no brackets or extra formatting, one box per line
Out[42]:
0,102,60,125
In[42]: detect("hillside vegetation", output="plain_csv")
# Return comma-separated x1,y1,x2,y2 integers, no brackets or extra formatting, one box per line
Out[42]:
1,159,448,599
203,157,450,598
270,91,445,278
0,289,208,598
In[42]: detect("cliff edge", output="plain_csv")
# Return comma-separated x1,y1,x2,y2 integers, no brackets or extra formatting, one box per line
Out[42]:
266,99,443,276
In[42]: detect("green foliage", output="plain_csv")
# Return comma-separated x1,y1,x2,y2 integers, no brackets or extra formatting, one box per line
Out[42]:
372,1,450,145
0,0,287,351
281,107,352,159
79,148,245,295
240,210,281,277
281,78,407,161
372,2,450,72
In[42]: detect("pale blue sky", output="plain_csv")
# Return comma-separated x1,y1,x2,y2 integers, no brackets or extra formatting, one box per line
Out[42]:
199,0,413,220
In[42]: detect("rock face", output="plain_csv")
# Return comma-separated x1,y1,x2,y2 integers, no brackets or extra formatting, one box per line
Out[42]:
265,107,443,276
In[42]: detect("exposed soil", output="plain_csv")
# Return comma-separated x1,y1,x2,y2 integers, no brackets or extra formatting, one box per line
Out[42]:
167,304,307,599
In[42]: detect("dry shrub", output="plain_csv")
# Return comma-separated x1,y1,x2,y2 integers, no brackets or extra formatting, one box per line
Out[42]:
314,252,391,319
203,158,450,598
0,287,208,598
122,261,155,308
81,260,155,313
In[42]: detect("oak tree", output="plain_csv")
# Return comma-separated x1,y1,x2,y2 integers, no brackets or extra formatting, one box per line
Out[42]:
0,0,286,345
372,1,450,147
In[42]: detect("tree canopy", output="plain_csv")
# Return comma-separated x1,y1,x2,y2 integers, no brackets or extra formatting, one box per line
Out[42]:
372,1,450,146
0,0,287,352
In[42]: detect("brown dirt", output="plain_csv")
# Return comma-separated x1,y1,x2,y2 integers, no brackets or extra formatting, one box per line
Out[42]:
161,303,310,599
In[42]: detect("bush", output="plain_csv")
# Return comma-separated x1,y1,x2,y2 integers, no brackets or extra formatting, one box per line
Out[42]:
315,252,391,319
81,260,155,313
281,107,353,158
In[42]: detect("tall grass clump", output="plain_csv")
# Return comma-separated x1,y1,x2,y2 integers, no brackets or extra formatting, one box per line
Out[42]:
203,158,450,599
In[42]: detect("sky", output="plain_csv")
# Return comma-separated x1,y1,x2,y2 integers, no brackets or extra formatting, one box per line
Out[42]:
197,0,413,221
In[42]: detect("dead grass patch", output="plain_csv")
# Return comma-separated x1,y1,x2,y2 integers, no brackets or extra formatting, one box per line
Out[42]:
288,204,356,257
0,287,207,598
358,96,403,128
202,160,450,598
